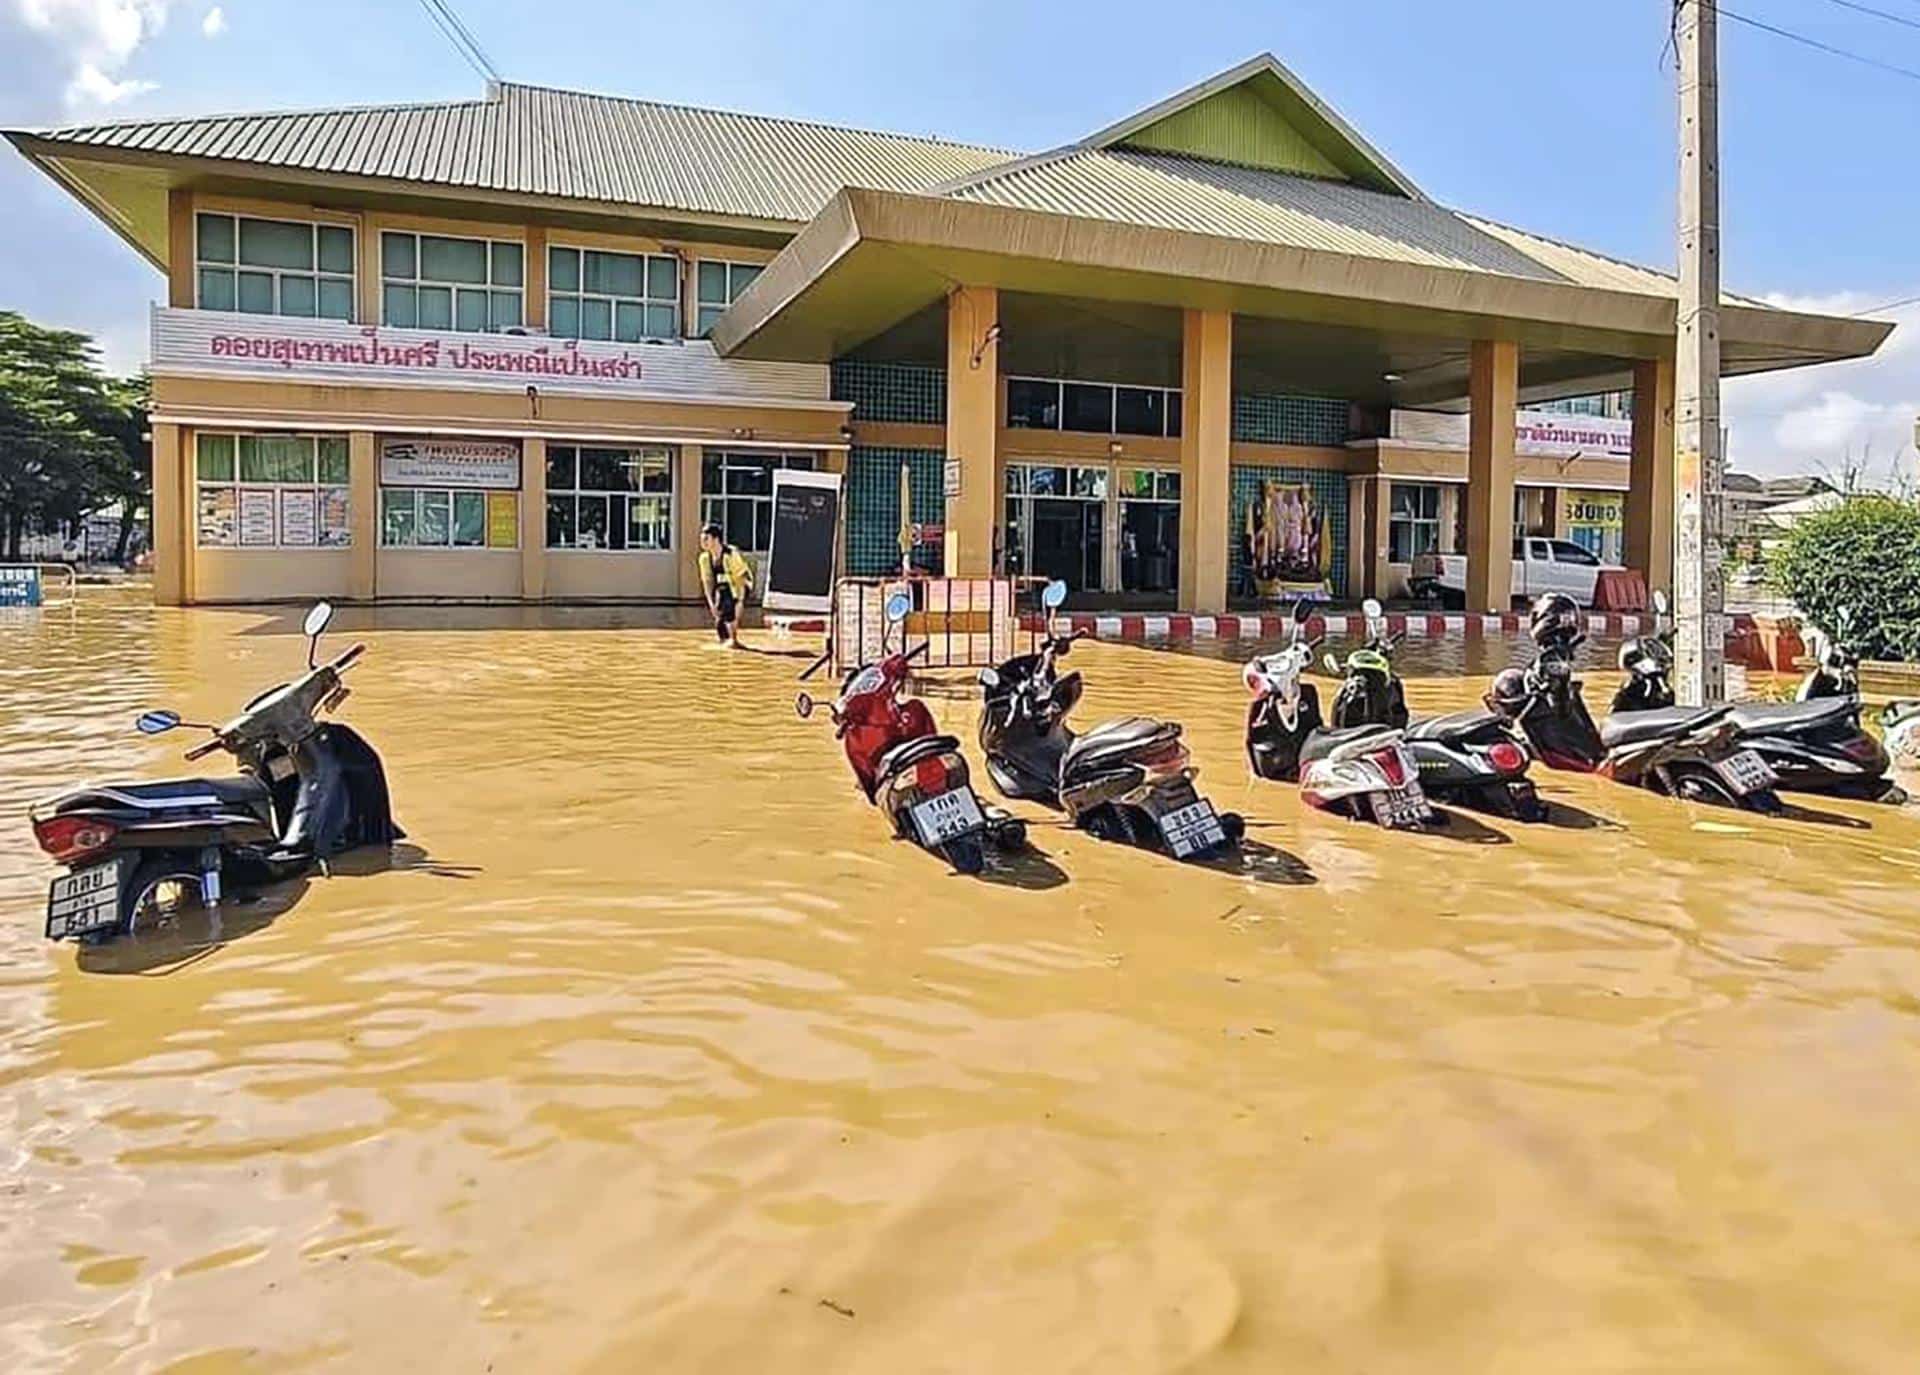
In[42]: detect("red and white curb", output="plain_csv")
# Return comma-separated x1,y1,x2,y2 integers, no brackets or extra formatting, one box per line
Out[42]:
1042,610,1666,642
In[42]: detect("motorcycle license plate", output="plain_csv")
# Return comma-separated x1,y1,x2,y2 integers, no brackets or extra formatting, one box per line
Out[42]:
910,788,986,846
1158,799,1227,859
1374,786,1431,829
45,854,130,941
1714,748,1777,796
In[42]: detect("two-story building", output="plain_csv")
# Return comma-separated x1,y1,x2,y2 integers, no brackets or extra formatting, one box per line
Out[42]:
7,54,1891,611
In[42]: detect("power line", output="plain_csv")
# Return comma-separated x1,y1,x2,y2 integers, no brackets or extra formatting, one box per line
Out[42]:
1813,0,1920,33
1720,4,1920,82
1855,293,1920,315
414,0,500,84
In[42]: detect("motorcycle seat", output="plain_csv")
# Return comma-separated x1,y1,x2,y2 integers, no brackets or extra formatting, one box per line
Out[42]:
876,734,961,782
1726,696,1855,734
1600,705,1729,751
1061,716,1179,777
46,774,271,814
1404,708,1504,743
1298,724,1399,765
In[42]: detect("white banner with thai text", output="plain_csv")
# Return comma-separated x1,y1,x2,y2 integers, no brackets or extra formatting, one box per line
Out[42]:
380,437,521,489
1391,408,1634,459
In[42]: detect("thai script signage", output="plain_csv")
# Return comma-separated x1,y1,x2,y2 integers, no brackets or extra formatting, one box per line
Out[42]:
381,437,521,489
1391,408,1634,459
152,308,834,405
0,565,43,607
1567,490,1625,529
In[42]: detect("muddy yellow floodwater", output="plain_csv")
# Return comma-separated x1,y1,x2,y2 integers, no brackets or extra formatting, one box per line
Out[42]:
5,591,1920,1372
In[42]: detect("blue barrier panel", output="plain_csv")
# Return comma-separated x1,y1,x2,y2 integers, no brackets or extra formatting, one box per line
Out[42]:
0,566,44,607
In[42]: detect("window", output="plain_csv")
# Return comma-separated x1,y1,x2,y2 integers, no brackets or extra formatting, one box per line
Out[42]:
381,232,523,332
1549,539,1600,566
545,445,673,550
195,432,351,548
700,451,818,553
549,246,678,342
694,260,764,335
196,213,354,320
381,489,509,547
1388,482,1442,564
1004,376,1182,437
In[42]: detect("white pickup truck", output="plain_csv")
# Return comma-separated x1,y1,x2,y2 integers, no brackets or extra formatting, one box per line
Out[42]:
1410,537,1624,609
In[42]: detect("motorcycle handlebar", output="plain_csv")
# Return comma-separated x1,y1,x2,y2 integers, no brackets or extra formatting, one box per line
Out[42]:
332,642,368,671
183,735,225,761
907,641,931,664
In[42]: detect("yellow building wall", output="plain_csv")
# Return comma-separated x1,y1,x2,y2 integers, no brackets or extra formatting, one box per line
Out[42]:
544,552,681,599
377,550,523,600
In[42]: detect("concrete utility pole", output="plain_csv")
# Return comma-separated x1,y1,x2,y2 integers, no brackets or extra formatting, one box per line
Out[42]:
1675,0,1727,703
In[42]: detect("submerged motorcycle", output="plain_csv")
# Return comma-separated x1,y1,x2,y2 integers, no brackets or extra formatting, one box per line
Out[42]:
1613,594,1897,801
1242,600,1433,829
29,602,401,943
1492,593,1782,811
978,580,1243,859
798,591,1026,874
1331,599,1543,822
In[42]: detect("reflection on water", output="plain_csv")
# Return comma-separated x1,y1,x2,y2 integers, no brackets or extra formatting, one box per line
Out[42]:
4,589,1920,1371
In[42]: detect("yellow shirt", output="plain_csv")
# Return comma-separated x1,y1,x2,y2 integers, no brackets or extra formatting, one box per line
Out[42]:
698,545,753,600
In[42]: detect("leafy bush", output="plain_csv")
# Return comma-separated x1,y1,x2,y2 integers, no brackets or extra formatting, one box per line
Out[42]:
1770,495,1920,660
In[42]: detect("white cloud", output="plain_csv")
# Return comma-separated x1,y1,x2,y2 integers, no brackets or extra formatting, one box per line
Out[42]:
1723,290,1920,484
200,4,220,36
12,0,171,108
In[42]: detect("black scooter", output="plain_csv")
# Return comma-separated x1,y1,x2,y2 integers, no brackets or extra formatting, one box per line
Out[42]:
1324,599,1544,822
1613,594,1897,802
1493,595,1782,811
29,602,401,942
978,581,1244,860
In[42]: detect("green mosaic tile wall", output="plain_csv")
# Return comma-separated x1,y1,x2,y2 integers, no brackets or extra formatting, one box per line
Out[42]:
832,360,946,425
1232,392,1351,447
1229,465,1350,599
845,447,947,576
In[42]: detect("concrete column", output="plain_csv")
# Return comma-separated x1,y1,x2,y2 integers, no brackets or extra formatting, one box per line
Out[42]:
1465,339,1519,613
676,444,706,600
1437,483,1463,554
1626,357,1677,595
1344,475,1370,598
521,437,547,601
349,431,377,601
1176,308,1233,613
166,189,194,308
151,422,185,606
944,285,998,578
524,226,548,331
1550,487,1574,540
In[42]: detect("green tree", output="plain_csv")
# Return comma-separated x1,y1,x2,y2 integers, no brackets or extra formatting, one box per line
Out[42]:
1770,495,1920,661
0,311,147,561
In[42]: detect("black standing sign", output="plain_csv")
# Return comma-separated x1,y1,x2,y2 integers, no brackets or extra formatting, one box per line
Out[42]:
764,470,842,614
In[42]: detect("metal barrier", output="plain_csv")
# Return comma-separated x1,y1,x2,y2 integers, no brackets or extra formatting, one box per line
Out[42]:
0,563,78,609
825,575,1049,678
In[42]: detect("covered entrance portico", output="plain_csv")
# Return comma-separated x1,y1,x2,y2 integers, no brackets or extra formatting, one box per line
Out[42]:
714,56,1888,612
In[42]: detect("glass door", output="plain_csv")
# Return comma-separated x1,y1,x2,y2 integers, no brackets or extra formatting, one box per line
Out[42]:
1118,468,1181,593
1004,463,1110,593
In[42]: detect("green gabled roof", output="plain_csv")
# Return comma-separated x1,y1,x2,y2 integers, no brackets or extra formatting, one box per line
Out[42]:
1081,53,1425,199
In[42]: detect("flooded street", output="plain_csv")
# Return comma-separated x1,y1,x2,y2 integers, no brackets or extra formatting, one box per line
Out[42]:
6,591,1920,1373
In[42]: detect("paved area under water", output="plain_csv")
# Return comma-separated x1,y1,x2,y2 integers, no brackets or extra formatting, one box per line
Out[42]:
4,591,1920,1372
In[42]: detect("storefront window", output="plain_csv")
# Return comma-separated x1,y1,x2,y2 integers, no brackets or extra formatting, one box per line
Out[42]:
380,488,516,547
195,432,351,548
694,260,764,336
700,451,818,553
549,247,678,342
196,213,355,320
546,444,674,550
381,232,523,332
1388,482,1442,564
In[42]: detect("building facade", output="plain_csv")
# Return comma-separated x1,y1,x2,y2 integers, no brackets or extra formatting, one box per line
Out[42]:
8,56,1891,611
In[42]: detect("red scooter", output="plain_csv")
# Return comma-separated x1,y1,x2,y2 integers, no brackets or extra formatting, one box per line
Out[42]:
797,593,1027,874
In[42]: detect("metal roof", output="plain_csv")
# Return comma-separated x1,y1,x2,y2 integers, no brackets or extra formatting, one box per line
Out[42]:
22,82,1015,225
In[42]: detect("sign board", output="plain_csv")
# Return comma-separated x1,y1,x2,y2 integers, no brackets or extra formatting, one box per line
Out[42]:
944,458,962,498
486,491,520,548
238,489,278,546
381,437,521,489
279,488,318,546
0,565,43,607
764,468,843,615
1566,490,1625,530
910,523,946,547
150,308,833,406
1390,408,1634,460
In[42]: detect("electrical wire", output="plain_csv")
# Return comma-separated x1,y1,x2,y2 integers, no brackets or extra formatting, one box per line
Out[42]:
414,0,500,84
1719,4,1920,82
1810,0,1920,34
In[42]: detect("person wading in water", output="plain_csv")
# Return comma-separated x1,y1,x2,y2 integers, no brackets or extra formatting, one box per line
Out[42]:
697,523,754,648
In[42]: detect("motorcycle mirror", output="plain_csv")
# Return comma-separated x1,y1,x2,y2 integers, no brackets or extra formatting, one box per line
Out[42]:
883,592,912,625
1291,599,1312,625
978,667,1000,690
1652,588,1669,617
1041,580,1068,610
794,691,815,720
1323,653,1342,675
1362,597,1383,620
303,601,334,669
135,709,181,735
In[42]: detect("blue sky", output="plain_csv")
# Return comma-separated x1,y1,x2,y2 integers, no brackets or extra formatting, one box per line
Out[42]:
2,0,1914,477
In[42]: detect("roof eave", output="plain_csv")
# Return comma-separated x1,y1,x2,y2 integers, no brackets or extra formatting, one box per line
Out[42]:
5,131,167,272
